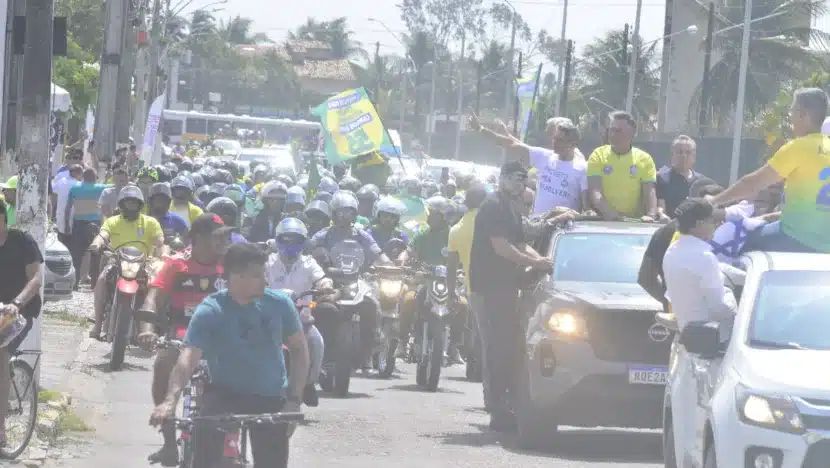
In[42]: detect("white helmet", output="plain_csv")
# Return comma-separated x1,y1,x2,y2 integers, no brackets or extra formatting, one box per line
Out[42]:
261,181,288,199
275,217,308,239
117,185,145,204
330,190,359,213
286,186,306,205
426,195,453,217
374,196,407,218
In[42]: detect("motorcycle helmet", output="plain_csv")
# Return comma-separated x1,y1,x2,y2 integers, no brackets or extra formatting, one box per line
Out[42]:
297,176,309,190
356,184,380,203
339,175,361,193
190,173,205,188
261,181,288,200
117,185,145,205
214,168,234,185
149,182,172,200
374,196,407,219
317,176,338,195
400,175,421,197
286,186,306,207
422,180,440,198
275,217,308,239
179,157,194,172
223,185,246,206
206,196,239,226
164,162,179,178
314,191,332,204
194,185,210,205
305,200,332,221
425,195,453,219
330,190,359,213
208,182,227,197
171,174,195,192
276,173,295,187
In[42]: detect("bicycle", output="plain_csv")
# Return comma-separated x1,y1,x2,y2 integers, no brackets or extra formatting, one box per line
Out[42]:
174,412,304,467
1,349,40,459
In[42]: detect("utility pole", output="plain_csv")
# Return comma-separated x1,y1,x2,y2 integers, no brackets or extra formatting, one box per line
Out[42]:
17,0,53,359
398,68,407,133
730,0,752,184
146,0,163,108
453,32,465,160
657,0,674,131
698,2,715,137
560,40,573,116
554,0,568,115
621,23,629,110
625,0,643,114
426,51,437,155
503,8,517,122
475,60,482,115
116,9,136,143
93,0,129,167
512,52,522,135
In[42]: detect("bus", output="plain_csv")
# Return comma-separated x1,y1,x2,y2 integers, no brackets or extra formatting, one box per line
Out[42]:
162,110,320,145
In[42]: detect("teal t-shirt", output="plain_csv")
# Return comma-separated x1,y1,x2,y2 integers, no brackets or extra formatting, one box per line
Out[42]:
68,183,108,222
184,289,302,397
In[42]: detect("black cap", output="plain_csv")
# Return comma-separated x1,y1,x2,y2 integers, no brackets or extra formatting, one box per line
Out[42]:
190,213,234,237
500,161,527,177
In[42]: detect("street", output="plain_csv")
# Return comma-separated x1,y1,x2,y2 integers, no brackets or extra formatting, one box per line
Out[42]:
43,334,663,468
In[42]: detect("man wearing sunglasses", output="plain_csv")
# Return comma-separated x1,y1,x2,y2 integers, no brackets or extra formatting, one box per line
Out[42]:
469,161,553,431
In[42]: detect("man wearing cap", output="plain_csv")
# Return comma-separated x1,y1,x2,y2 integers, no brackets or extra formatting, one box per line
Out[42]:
64,168,107,287
469,161,553,431
138,214,231,466
1,176,18,227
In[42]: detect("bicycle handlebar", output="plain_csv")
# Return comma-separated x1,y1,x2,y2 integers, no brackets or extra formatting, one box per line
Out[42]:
174,412,304,429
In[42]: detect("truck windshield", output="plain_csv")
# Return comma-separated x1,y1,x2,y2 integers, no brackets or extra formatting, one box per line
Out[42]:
749,270,830,351
552,233,649,283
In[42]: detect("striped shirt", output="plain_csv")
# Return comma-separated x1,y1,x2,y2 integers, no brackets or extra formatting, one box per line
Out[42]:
68,183,108,223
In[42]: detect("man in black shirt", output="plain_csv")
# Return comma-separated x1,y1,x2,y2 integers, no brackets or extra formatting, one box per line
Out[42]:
0,199,43,445
469,161,552,431
656,136,706,221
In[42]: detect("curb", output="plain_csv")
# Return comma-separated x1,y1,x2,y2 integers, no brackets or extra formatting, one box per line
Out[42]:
11,393,74,467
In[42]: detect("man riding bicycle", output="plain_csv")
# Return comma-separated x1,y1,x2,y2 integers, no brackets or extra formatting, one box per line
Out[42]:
88,186,165,340
138,214,231,466
150,243,310,468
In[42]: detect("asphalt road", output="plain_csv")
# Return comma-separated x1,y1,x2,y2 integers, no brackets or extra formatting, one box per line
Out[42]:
44,338,664,468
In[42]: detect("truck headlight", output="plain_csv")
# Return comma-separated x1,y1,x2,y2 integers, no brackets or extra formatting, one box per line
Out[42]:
737,385,805,434
546,310,588,339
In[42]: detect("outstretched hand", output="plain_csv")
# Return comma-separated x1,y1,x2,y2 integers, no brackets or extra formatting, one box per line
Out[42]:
467,113,482,131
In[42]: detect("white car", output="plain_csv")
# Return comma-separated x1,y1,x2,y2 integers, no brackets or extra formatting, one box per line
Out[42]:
43,231,75,301
236,146,296,176
212,139,243,158
664,252,830,468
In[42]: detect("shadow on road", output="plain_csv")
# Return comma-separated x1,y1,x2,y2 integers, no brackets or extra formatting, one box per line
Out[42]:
87,361,150,373
318,392,373,400
382,384,465,395
436,424,662,463
444,375,478,383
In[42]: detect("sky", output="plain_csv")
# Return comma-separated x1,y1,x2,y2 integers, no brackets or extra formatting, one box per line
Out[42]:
197,0,671,62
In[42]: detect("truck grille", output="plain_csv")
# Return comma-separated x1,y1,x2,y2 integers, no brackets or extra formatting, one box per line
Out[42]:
585,309,672,365
46,258,72,276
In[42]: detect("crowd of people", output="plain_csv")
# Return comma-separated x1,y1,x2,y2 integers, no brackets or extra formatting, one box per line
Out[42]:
0,85,826,466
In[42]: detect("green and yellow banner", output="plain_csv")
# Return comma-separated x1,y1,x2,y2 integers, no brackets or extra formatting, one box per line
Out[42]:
516,64,543,142
312,87,396,164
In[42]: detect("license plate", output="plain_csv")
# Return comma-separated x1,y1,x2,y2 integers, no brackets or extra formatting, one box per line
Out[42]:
628,365,668,385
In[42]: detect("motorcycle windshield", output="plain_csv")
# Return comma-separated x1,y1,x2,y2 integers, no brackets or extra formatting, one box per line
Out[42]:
330,239,366,276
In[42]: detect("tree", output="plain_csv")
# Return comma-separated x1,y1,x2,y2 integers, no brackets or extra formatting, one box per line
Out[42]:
291,17,367,61
399,0,486,48
219,16,271,44
55,0,104,55
693,0,829,131
576,28,659,124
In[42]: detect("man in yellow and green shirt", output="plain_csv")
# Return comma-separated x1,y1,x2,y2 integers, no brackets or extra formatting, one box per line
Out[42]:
587,112,658,221
711,87,830,253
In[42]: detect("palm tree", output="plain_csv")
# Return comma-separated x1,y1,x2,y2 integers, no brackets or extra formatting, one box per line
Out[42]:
693,0,829,131
290,17,367,61
219,16,270,45
576,28,659,123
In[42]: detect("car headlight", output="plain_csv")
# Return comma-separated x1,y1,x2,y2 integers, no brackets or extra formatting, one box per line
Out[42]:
736,384,805,434
546,309,588,339
120,261,141,280
379,280,403,298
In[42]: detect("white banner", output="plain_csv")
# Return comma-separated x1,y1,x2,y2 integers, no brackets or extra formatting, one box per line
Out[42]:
141,94,165,165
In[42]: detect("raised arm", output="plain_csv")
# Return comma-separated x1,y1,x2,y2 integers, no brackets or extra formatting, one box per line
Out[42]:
468,114,531,166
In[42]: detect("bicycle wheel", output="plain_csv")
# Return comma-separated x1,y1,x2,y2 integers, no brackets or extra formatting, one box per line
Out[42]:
1,359,37,459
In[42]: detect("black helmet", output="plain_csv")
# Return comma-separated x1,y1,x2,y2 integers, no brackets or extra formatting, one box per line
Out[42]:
206,196,239,225
214,169,234,185
304,200,331,220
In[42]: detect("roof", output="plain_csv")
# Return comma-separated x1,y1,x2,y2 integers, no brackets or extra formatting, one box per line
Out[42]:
286,40,330,54
294,59,356,81
563,220,661,236
744,251,830,273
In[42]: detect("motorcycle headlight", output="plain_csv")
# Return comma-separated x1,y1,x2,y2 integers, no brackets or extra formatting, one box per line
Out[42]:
120,260,142,280
546,308,588,339
736,385,805,434
380,280,403,298
434,304,449,317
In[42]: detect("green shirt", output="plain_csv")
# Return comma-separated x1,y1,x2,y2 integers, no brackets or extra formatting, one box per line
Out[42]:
411,226,449,266
5,204,14,227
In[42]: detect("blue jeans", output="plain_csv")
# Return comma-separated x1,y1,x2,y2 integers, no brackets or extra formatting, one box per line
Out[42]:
743,221,818,254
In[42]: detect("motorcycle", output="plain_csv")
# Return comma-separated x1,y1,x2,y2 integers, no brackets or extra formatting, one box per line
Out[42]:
98,239,149,371
371,265,405,378
413,264,461,392
316,239,372,397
